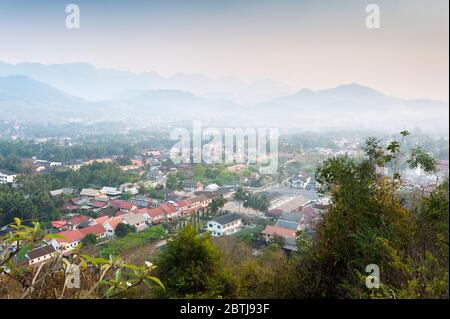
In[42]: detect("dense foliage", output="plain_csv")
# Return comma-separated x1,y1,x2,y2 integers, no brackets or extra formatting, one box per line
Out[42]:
100,226,165,258
0,162,135,227
154,225,235,298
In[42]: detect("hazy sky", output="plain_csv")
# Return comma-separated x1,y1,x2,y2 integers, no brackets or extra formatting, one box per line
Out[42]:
0,0,448,100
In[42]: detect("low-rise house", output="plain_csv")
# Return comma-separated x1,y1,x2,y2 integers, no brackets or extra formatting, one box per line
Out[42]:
120,183,139,195
49,188,74,197
68,215,92,230
160,203,180,220
64,162,82,170
262,225,300,253
147,206,166,224
148,168,164,181
90,201,108,209
206,213,243,237
26,245,57,266
182,180,204,192
134,208,152,224
49,162,62,168
283,237,298,252
189,194,212,210
50,230,84,255
80,188,103,199
261,225,297,242
79,223,107,239
175,199,194,216
280,211,303,224
103,217,124,237
110,200,137,213
130,195,158,208
51,220,68,230
101,186,122,197
94,215,110,225
266,209,283,218
122,213,147,232
0,170,17,184
275,219,301,232
289,173,311,190
205,183,220,191
51,223,108,255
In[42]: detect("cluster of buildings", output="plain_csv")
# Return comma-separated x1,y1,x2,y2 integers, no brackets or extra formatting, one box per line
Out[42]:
262,204,325,252
28,184,237,259
20,158,82,173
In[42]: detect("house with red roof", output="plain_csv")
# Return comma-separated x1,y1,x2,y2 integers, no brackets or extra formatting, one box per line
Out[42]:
175,199,195,216
94,215,110,226
91,201,108,209
49,230,84,255
122,213,147,232
134,208,152,224
103,216,125,237
50,223,107,255
51,220,68,230
147,206,166,224
261,225,297,241
79,224,107,239
110,200,137,213
68,215,92,230
160,203,180,220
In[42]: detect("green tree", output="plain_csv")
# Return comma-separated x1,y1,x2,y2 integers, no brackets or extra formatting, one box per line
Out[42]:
82,233,97,245
208,195,226,218
155,225,234,298
290,132,447,298
234,186,247,213
166,173,182,191
115,223,137,238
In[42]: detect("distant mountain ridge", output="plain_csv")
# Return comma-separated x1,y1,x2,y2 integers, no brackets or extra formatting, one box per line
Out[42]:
0,70,448,133
0,61,294,104
0,75,92,120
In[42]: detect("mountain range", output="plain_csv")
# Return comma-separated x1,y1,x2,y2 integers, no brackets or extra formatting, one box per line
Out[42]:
0,61,294,104
0,61,448,133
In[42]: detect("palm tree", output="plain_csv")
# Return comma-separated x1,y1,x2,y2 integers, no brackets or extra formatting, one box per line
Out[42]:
242,192,252,214
243,193,271,215
208,195,226,218
234,186,247,213
257,194,271,213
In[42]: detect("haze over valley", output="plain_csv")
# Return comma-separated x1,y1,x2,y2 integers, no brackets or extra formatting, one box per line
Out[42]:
0,61,448,134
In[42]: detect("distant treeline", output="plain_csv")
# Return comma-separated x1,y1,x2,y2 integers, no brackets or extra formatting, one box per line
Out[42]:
0,162,136,227
0,134,173,172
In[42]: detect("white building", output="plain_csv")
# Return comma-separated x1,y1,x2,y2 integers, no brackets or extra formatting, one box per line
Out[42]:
0,170,17,184
206,213,243,237
25,245,57,266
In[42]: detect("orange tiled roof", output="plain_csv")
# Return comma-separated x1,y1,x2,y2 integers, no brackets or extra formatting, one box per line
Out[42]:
262,225,296,238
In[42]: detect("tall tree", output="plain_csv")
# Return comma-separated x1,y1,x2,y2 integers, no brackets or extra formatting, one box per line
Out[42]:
155,225,235,298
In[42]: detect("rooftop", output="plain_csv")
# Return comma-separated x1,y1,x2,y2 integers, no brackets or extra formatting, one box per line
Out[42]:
26,245,56,260
212,213,241,225
275,219,300,231
262,225,297,238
